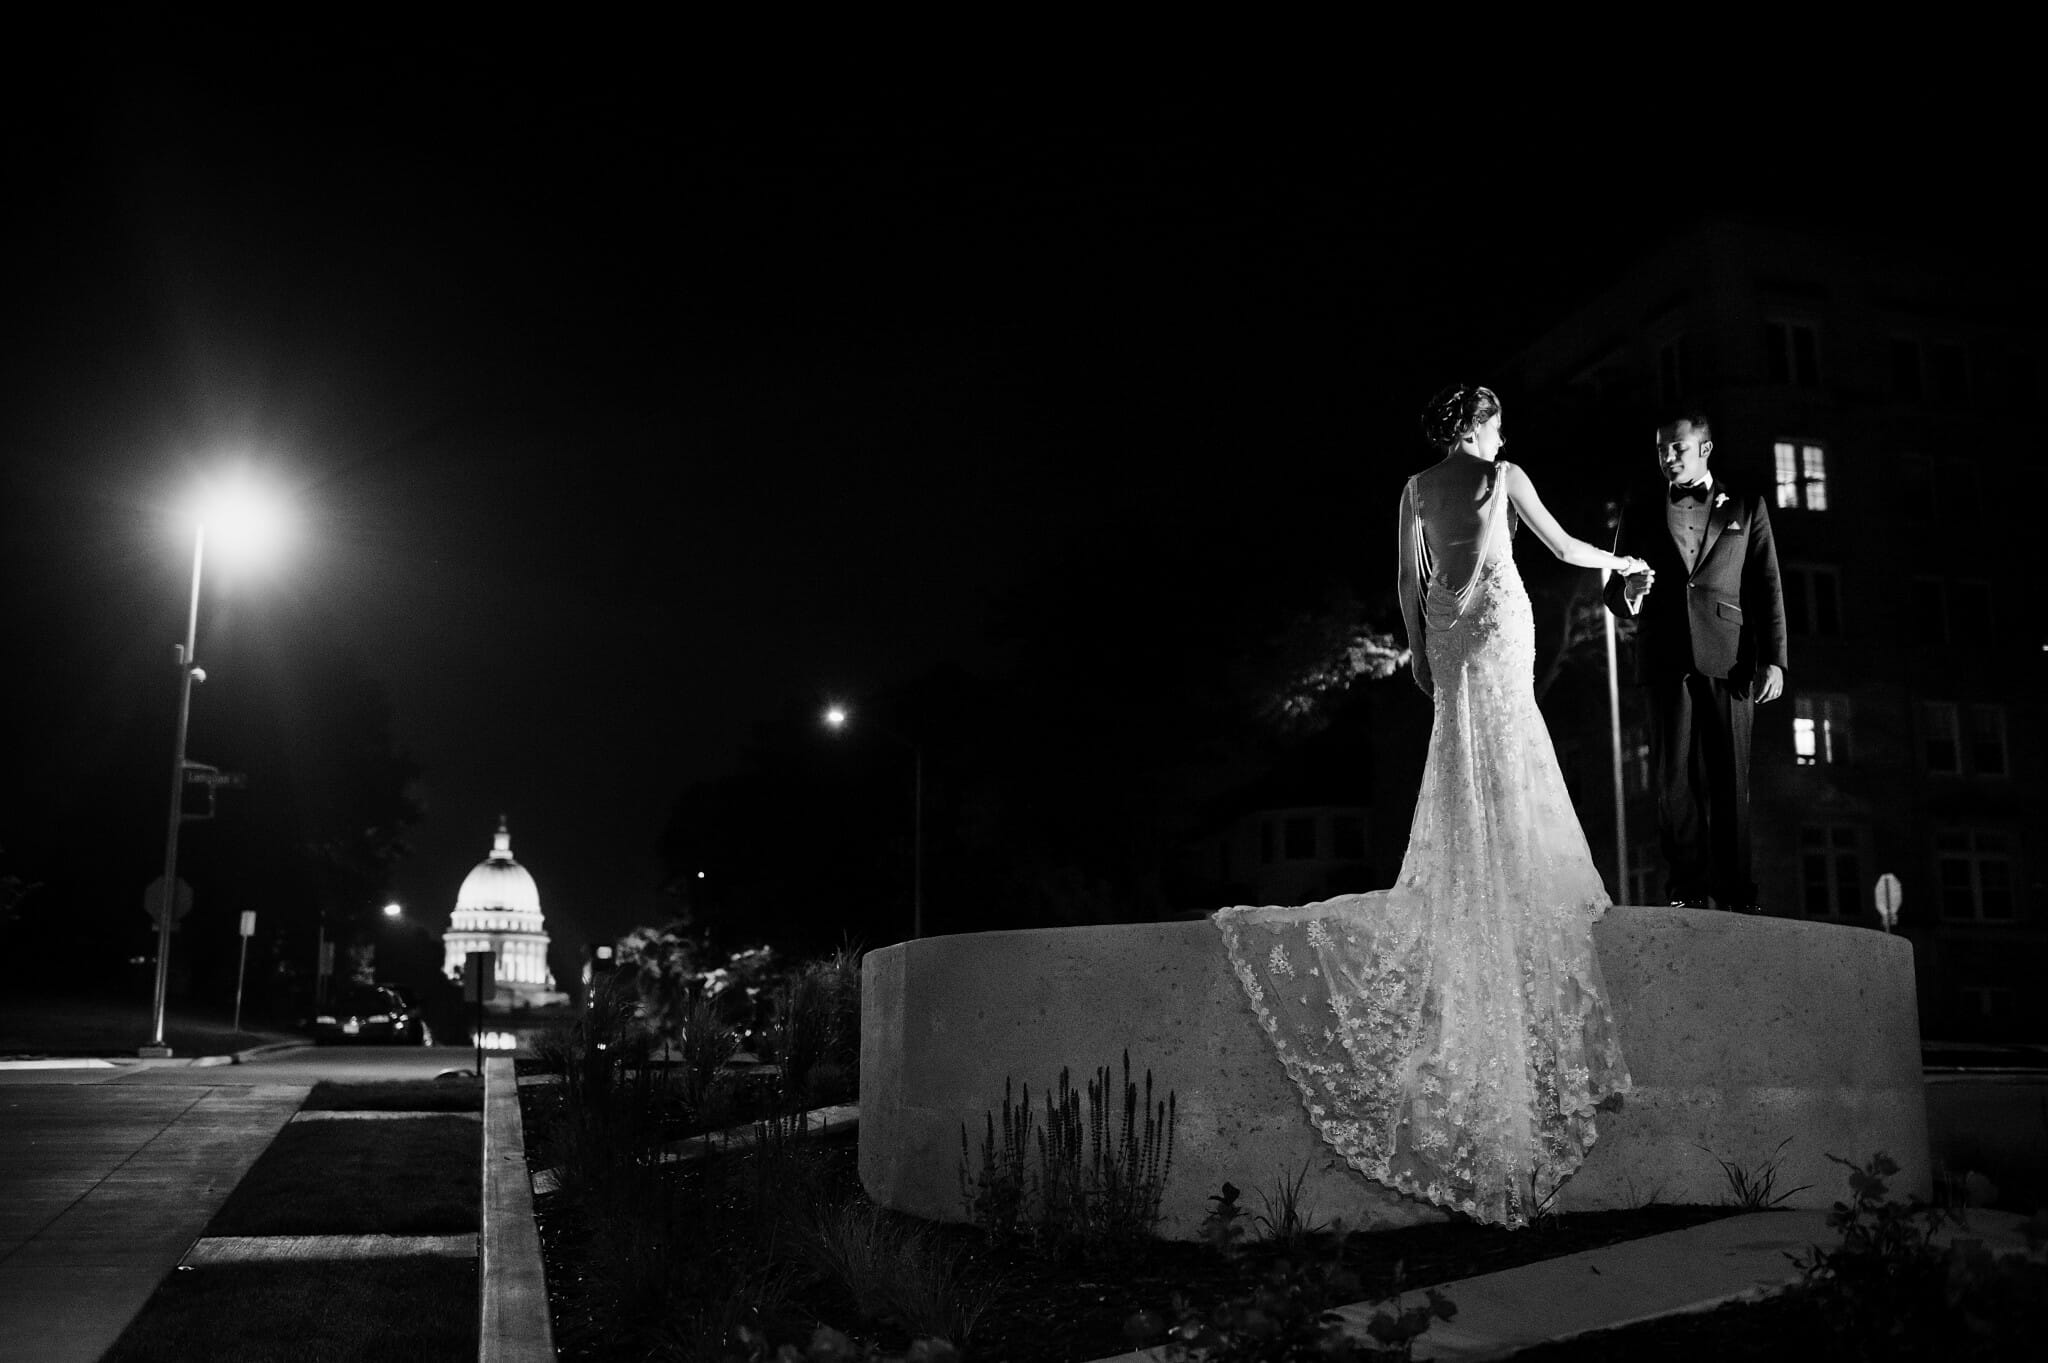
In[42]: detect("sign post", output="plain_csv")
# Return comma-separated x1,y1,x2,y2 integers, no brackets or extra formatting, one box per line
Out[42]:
233,910,257,1034
463,950,497,1078
1875,873,1903,934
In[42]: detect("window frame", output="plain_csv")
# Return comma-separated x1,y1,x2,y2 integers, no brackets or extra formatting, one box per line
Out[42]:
1935,829,2016,922
1773,439,1830,512
1798,824,1863,919
1792,692,1852,767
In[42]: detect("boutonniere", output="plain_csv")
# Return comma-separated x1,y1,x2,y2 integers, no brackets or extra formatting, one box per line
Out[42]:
1713,492,1729,509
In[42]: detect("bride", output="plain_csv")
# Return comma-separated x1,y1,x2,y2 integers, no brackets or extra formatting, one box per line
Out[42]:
1214,384,1647,1228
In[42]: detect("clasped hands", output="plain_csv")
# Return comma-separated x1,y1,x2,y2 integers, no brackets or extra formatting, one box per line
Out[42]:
1617,557,1654,598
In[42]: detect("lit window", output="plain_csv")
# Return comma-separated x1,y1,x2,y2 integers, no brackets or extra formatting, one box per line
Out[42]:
1799,826,1862,917
1793,694,1850,766
1936,831,2014,920
1921,702,1960,774
1774,442,1829,510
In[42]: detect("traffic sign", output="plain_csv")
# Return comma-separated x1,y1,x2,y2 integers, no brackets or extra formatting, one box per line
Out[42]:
463,950,497,1003
144,876,194,932
1874,873,1903,932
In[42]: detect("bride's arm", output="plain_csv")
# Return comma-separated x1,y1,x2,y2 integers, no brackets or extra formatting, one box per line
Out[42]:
1504,463,1646,574
1396,479,1431,695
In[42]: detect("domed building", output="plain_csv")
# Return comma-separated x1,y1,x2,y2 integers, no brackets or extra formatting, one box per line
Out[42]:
442,818,567,1009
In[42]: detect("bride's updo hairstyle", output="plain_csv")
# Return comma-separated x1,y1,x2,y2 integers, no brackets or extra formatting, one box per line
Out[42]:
1421,383,1501,451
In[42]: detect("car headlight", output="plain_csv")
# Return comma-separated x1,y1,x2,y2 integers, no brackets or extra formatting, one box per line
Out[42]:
366,1013,391,1024
314,1015,336,1025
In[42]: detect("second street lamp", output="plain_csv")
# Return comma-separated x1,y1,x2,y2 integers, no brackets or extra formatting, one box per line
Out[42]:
823,704,923,940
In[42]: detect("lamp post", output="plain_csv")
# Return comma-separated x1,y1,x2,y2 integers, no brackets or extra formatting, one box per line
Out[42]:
142,525,208,1055
823,704,923,940
141,476,289,1057
1601,498,1630,905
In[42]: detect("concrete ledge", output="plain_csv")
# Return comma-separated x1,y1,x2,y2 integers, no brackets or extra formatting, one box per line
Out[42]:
184,1234,477,1264
481,1056,553,1363
859,907,1930,1238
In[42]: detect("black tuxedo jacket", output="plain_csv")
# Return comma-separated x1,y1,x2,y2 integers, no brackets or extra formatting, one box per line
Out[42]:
1603,479,1789,684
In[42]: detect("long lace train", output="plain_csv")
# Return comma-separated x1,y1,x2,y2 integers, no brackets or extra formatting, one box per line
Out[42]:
1214,470,1630,1228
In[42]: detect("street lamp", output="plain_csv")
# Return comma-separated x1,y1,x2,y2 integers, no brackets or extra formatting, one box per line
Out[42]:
141,474,291,1057
823,703,923,940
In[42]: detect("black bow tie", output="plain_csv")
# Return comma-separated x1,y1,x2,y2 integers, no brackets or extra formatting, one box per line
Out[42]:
1669,482,1710,506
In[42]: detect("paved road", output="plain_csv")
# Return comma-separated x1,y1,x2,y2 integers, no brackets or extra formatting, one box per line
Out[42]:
0,1046,487,1361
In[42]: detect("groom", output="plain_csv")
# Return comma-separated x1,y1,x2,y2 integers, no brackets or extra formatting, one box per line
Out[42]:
1604,410,1788,913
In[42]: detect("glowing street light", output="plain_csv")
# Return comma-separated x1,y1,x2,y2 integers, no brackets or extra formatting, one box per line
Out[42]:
142,473,292,1057
823,703,924,940
383,901,404,918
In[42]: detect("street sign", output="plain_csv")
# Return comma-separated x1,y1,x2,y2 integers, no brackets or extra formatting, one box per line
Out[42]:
1875,873,1903,932
463,950,497,1003
144,876,194,933
239,910,257,938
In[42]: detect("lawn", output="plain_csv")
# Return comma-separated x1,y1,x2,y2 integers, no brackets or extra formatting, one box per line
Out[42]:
100,1257,477,1363
0,990,301,1057
209,1116,481,1236
303,1076,483,1111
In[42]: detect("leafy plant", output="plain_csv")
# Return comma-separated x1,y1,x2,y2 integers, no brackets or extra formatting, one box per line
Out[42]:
1140,1248,1454,1362
1699,1135,1811,1210
1791,1150,2048,1360
958,1077,1032,1241
798,1202,998,1347
1198,1182,1248,1255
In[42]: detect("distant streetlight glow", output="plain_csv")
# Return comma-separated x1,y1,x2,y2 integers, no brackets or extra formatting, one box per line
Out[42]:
383,901,404,918
143,472,294,1056
822,701,924,940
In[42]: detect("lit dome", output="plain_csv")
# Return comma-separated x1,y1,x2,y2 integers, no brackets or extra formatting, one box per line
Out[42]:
442,817,562,1003
455,824,543,920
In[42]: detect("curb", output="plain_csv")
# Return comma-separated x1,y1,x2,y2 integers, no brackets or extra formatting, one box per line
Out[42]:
191,1038,316,1068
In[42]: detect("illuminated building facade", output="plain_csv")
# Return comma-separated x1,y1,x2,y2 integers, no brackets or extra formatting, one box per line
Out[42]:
442,818,568,1008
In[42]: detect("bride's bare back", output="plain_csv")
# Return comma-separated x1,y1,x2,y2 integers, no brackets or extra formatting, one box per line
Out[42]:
1411,456,1511,588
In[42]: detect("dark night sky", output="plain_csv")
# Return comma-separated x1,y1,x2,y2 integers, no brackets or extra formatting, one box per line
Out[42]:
2,43,2013,963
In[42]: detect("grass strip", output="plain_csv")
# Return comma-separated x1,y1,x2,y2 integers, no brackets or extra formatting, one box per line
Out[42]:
101,1256,477,1363
209,1116,480,1235
303,1077,484,1112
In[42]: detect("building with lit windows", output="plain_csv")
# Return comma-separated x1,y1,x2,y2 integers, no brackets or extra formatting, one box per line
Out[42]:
442,818,568,1009
1497,215,2044,1039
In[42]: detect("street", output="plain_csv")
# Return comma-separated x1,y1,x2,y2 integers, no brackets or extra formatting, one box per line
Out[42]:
0,1043,489,1089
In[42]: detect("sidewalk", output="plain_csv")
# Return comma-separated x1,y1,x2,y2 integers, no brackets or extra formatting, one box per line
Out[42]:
0,1080,308,1363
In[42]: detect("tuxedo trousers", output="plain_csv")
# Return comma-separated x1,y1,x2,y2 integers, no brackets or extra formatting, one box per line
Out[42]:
1649,670,1755,905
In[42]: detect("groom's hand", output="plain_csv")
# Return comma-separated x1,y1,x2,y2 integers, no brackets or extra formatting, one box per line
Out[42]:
1753,664,1784,704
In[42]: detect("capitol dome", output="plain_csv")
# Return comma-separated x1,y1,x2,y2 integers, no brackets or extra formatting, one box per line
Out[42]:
442,818,565,1007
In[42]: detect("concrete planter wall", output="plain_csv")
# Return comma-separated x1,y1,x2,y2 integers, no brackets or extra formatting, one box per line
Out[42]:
860,906,1929,1238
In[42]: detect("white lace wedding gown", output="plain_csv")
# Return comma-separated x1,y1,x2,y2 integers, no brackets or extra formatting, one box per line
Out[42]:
1214,461,1630,1228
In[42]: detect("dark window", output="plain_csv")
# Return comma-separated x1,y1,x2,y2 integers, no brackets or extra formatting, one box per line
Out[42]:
1968,706,2009,777
1786,567,1842,637
1944,461,1982,523
1792,326,1820,386
1937,831,2013,920
1911,578,1948,645
1891,339,1924,399
1800,826,1861,917
1284,817,1316,860
1259,821,1275,865
1899,457,1936,521
1931,341,1969,406
1658,335,1689,405
1949,580,1993,638
1922,703,1960,774
1331,815,1366,861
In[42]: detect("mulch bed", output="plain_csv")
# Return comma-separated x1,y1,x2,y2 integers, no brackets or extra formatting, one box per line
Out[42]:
521,1085,1748,1363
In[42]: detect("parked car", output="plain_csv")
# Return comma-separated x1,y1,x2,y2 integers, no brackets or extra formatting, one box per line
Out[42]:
307,985,432,1045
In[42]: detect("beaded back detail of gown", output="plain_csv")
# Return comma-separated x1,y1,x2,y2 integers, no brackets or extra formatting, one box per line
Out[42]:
1213,461,1631,1228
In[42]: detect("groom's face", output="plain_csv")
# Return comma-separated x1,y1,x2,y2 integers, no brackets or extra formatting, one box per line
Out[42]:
1655,421,1713,487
